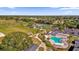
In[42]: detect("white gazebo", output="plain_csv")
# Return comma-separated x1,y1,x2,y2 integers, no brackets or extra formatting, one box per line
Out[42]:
0,32,5,37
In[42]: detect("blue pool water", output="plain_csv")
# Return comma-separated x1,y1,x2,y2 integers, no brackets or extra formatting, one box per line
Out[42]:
50,36,62,43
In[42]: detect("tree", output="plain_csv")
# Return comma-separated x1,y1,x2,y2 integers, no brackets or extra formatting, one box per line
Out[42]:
64,19,77,28
77,24,79,29
0,32,33,51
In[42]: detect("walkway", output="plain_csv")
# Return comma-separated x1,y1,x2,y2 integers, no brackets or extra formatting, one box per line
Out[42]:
34,33,47,51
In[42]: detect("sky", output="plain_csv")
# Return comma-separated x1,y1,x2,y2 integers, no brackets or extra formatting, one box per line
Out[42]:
0,7,79,15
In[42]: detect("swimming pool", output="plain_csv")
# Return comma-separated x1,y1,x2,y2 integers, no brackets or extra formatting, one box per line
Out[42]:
50,36,62,43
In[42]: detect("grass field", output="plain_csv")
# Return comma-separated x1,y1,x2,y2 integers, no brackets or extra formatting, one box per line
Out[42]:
0,20,38,35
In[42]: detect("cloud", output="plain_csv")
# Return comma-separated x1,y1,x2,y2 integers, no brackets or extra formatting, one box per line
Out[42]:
59,7,79,10
7,7,16,9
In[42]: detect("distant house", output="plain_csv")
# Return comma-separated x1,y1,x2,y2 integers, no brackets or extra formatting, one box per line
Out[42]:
74,40,79,48
64,28,79,36
73,48,79,51
48,28,79,36
31,24,43,29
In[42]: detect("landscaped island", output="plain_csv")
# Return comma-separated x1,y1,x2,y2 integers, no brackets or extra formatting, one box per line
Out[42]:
0,16,79,51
